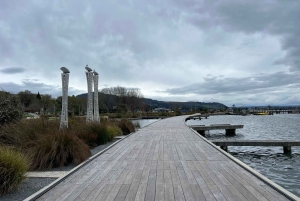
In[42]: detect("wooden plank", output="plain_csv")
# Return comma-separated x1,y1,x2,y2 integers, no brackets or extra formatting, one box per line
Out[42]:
190,185,206,201
198,184,216,201
115,184,131,201
164,170,175,201
125,170,143,201
155,169,165,201
173,185,185,201
208,185,227,201
145,169,157,201
135,183,147,201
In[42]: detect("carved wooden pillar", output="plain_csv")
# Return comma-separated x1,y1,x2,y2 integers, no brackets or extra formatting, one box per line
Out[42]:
85,65,94,123
60,67,70,129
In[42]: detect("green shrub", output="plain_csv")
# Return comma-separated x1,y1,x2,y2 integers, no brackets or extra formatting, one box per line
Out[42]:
107,126,122,138
88,123,111,145
27,130,91,170
0,91,23,126
0,146,29,195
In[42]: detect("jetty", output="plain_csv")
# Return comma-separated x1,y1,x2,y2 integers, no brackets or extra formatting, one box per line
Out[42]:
212,140,300,154
26,115,298,201
185,114,209,121
189,124,244,136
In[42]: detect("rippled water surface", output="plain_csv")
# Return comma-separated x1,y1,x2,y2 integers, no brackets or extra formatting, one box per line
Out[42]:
187,114,300,197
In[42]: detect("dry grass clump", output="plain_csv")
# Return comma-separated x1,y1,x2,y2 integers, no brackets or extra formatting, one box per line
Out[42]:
0,118,59,148
0,146,29,195
0,117,133,171
0,118,91,170
116,119,135,135
27,130,91,170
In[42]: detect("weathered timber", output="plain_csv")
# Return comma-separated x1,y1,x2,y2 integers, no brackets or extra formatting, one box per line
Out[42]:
189,124,244,136
29,116,297,201
212,140,300,154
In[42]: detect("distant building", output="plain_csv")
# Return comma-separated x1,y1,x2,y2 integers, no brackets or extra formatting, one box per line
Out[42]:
153,108,171,112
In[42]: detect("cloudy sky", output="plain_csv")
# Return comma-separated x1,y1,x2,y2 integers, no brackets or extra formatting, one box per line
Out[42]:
0,0,299,106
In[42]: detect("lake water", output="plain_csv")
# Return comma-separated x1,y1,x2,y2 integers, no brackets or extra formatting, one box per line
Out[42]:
131,119,160,128
186,114,300,197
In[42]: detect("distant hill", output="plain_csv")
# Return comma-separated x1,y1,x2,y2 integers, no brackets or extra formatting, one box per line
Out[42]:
142,98,226,110
76,93,227,110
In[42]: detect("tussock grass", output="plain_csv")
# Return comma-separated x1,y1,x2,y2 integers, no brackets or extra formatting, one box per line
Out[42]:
0,117,133,171
116,119,135,135
0,146,29,195
27,130,91,170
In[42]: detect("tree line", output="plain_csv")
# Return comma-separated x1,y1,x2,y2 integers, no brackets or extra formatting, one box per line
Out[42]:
16,86,144,115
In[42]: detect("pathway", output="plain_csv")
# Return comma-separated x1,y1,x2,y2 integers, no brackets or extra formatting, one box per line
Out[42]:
33,116,297,200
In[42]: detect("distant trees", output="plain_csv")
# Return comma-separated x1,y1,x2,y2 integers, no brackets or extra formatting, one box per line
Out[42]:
18,90,35,107
0,90,23,126
9,86,144,116
15,90,54,114
101,86,144,114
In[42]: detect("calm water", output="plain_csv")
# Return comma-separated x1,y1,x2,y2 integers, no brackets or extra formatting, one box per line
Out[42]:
131,119,160,128
187,114,300,197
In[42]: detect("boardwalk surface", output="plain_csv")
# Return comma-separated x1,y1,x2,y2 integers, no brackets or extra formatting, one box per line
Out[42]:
36,116,293,201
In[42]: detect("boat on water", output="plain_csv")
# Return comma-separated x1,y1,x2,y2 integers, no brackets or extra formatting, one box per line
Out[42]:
253,111,269,115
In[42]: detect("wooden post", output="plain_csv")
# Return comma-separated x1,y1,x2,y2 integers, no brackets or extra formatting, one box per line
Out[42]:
283,146,291,154
220,146,228,152
197,130,205,137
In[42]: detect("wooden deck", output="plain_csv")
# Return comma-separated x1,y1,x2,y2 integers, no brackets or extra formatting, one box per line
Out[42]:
189,124,244,136
33,116,298,201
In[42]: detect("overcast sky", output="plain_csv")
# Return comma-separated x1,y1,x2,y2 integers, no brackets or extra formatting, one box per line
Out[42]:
0,0,299,106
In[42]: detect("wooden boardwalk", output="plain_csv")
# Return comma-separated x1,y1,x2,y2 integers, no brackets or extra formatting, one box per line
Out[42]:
34,116,297,201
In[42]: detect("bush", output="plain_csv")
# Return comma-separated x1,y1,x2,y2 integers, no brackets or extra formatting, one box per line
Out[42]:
27,131,91,170
117,119,135,135
107,126,122,138
0,146,29,195
0,118,91,170
0,117,133,170
0,118,59,148
0,91,23,126
88,123,110,145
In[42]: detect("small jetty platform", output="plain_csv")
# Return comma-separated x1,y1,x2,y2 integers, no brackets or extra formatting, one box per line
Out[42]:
185,114,209,121
189,124,244,136
141,116,168,119
212,140,300,154
27,116,298,201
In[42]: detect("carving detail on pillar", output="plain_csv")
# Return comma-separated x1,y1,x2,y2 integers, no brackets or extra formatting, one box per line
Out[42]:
93,70,100,123
86,65,94,123
60,67,70,129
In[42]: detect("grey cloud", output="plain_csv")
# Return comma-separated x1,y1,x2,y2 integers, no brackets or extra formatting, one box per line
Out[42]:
170,0,300,71
164,71,300,95
0,0,299,105
0,67,25,74
0,79,84,97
